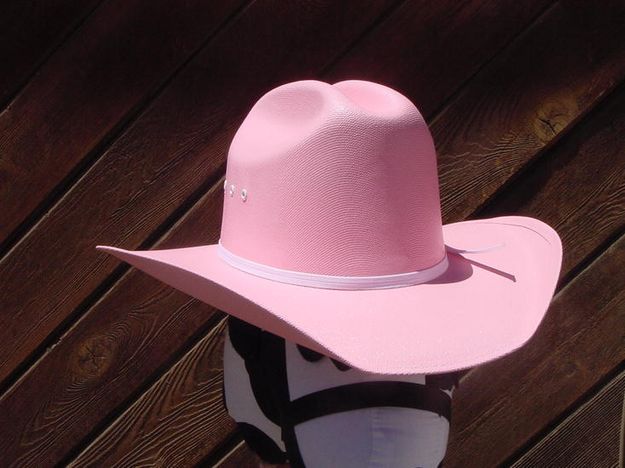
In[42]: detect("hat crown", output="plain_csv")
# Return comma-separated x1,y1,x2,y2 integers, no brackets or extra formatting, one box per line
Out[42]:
219,79,445,276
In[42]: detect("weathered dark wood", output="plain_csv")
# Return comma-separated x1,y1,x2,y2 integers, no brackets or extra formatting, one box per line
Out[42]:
432,0,625,225
442,79,625,462
325,0,554,117
0,0,102,106
0,0,399,388
442,46,625,467
0,0,552,395
66,319,230,467
476,80,625,276
0,180,226,466
444,233,625,467
511,368,625,467
2,1,624,466
0,2,400,464
0,0,246,248
0,1,558,464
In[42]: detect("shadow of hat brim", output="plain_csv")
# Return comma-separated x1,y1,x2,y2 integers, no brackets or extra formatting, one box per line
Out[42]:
97,215,562,375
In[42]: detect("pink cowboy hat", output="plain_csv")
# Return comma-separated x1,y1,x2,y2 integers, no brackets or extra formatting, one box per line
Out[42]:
98,79,563,375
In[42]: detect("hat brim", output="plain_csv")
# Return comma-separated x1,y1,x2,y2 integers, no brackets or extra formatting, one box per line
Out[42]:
97,215,562,375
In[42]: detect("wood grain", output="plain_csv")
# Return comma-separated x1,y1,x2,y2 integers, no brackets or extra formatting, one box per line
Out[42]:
0,0,552,396
443,235,625,467
325,0,554,117
0,0,102,106
0,2,399,464
441,82,625,462
0,179,226,466
67,319,231,467
511,368,625,467
2,1,624,466
431,0,625,225
0,0,398,388
0,0,246,247
442,44,625,468
0,1,557,464
476,80,625,277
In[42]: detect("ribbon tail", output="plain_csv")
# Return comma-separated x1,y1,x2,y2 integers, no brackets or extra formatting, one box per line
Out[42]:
445,242,506,254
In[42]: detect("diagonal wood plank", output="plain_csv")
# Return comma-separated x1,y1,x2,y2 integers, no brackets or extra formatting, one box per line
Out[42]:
324,0,554,117
4,0,624,464
0,1,556,464
0,0,550,396
67,0,556,463
0,0,102,106
0,0,247,250
0,180,226,467
432,0,625,225
440,78,625,462
0,0,400,390
476,80,625,277
443,80,625,466
511,367,625,468
0,2,401,465
444,232,625,467
6,0,624,464
67,319,230,467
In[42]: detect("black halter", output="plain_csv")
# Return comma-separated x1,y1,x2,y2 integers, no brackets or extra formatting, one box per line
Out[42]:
225,315,456,467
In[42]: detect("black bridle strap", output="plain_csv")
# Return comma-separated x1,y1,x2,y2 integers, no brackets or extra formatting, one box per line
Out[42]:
286,381,452,426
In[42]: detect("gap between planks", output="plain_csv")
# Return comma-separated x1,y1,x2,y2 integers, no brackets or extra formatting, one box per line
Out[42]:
0,0,253,262
509,362,625,467
4,0,623,464
0,0,106,112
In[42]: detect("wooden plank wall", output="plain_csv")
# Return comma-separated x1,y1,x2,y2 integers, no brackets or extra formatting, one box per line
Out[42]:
0,1,623,466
